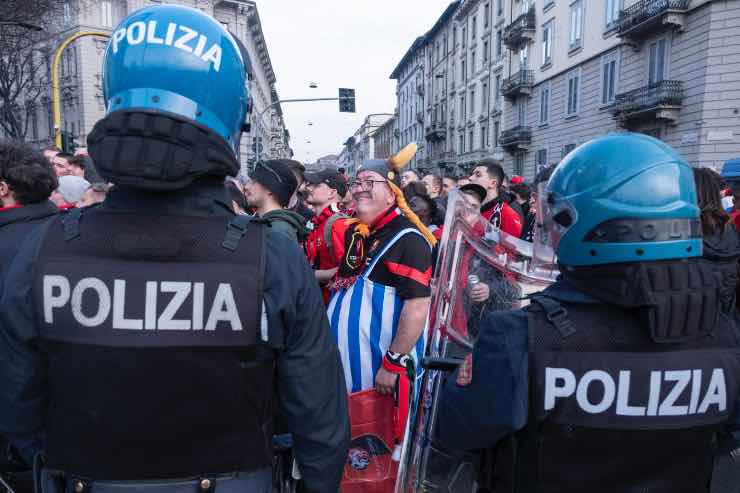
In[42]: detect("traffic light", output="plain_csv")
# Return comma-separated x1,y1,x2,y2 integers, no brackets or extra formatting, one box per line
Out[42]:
61,131,78,153
339,88,356,113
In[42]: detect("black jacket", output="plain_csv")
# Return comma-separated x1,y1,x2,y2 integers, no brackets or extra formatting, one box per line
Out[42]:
0,179,349,492
0,201,57,297
702,224,740,313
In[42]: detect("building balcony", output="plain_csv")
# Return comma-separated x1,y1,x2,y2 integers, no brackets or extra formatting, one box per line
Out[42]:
425,122,447,142
617,0,690,42
503,8,536,50
500,126,532,152
611,80,683,126
502,70,534,100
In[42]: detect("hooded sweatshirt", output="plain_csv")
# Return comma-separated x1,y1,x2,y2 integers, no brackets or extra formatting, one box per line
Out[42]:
262,209,310,242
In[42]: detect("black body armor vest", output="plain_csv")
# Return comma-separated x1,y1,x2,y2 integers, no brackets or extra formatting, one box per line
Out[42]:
496,295,740,493
33,209,273,480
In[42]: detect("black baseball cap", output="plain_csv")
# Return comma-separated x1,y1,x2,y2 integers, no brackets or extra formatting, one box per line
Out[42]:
304,166,347,196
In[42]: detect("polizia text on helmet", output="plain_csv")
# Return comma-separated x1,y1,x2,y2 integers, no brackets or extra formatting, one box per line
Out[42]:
111,21,223,72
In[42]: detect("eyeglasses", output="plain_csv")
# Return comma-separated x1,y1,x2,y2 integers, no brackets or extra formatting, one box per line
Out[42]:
349,179,387,191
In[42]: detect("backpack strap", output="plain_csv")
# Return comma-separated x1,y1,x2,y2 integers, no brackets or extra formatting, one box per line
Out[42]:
222,214,252,252
529,295,576,339
62,207,83,242
323,212,350,260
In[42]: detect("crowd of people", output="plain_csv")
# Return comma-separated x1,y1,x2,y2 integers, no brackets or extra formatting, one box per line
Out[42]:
0,5,739,493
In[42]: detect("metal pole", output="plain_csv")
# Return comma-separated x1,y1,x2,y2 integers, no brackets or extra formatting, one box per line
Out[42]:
52,31,110,148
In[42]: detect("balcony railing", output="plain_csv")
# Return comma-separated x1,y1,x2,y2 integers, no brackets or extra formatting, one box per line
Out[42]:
617,0,690,40
502,70,534,99
612,80,683,124
425,122,447,142
503,8,536,49
500,126,532,151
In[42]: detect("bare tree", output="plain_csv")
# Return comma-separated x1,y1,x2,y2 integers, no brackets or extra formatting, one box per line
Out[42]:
0,0,64,142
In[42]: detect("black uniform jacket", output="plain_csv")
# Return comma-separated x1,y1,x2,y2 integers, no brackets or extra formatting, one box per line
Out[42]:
0,179,349,493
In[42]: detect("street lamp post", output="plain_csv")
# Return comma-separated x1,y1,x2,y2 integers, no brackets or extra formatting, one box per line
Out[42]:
51,31,110,148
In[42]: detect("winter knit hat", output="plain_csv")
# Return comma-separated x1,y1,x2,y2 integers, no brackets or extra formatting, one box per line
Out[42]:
57,175,91,204
250,159,298,207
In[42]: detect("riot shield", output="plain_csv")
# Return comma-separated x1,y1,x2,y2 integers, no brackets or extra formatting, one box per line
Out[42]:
395,191,559,493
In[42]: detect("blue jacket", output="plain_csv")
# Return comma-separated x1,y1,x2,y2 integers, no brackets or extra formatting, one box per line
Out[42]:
0,179,349,493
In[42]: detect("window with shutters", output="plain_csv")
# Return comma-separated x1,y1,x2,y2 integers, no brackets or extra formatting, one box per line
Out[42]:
514,152,525,175
566,69,581,116
536,149,548,172
542,20,553,66
100,0,113,27
605,0,622,31
539,83,550,124
648,38,668,85
563,143,577,157
569,0,584,51
601,52,619,105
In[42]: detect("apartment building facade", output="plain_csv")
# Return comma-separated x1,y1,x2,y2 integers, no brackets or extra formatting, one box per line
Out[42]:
341,113,394,176
13,0,291,174
391,0,513,178
390,36,426,169
502,0,740,178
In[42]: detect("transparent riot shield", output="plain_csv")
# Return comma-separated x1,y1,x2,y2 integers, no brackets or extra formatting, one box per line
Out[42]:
395,190,559,493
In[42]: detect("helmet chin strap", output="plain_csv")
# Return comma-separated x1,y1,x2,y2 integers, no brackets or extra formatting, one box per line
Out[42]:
88,109,240,191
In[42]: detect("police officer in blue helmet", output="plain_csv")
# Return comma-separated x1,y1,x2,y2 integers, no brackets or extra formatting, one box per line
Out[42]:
0,5,349,493
435,133,740,492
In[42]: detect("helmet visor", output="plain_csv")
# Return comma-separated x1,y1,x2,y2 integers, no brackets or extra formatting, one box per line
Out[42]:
534,182,577,267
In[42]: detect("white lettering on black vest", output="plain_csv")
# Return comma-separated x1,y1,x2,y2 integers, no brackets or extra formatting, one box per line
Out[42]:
544,367,727,417
43,275,242,331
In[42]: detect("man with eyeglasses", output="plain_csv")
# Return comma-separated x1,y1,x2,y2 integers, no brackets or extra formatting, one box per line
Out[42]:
303,166,350,303
328,148,436,398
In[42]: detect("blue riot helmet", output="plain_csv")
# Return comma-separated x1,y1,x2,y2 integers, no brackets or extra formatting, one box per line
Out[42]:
88,4,251,190
541,133,701,267
721,158,740,194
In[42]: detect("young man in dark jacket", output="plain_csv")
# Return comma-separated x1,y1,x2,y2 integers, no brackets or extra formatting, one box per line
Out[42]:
245,159,309,242
0,140,58,292
0,140,58,493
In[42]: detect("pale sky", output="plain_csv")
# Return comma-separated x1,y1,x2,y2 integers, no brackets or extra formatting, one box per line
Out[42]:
254,0,454,164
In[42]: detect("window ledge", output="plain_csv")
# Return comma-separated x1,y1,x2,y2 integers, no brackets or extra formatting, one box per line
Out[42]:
598,103,615,111
496,16,505,27
543,2,555,13
602,26,619,39
568,45,583,57
541,61,553,71
564,114,579,120
539,123,550,128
